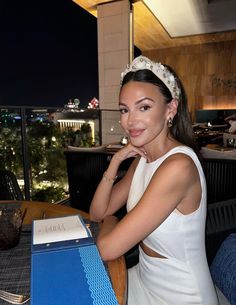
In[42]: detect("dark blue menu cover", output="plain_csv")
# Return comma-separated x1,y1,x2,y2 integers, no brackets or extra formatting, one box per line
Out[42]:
31,215,118,305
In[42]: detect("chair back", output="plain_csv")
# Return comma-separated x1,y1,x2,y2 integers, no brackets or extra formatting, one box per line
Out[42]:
64,150,133,212
0,170,24,200
202,158,236,204
206,198,236,265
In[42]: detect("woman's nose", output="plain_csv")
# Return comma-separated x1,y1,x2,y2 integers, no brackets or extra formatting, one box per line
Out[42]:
127,111,136,126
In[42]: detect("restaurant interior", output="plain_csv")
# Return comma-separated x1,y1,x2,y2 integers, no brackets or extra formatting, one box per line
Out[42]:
1,1,236,304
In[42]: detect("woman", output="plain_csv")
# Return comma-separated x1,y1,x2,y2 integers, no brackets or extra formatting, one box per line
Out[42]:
90,56,218,305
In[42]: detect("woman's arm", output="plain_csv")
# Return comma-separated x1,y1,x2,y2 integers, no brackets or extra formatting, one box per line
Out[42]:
89,144,147,222
96,153,202,261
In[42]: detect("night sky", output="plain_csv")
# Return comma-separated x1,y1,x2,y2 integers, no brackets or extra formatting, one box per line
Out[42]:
0,0,98,109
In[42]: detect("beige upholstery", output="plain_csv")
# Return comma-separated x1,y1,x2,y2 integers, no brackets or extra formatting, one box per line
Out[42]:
201,146,236,160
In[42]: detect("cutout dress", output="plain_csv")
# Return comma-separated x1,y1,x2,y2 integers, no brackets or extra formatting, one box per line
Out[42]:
127,146,218,305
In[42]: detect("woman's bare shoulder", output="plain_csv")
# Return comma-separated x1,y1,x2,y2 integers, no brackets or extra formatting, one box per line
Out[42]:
165,151,195,167
157,152,198,181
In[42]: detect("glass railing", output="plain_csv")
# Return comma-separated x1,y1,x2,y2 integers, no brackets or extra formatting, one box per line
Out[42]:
0,106,102,203
0,107,24,192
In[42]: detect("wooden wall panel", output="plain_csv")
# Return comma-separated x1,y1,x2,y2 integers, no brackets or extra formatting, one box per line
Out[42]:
144,40,236,121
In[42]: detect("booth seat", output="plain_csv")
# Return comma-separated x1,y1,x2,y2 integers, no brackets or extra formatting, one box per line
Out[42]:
201,158,236,204
210,233,236,305
206,198,236,304
64,150,133,212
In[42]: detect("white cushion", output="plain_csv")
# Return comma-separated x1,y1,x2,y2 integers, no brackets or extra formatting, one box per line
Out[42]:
201,146,236,160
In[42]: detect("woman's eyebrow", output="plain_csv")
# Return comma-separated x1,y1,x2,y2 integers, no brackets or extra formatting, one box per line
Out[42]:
119,97,155,106
119,102,127,107
135,97,155,105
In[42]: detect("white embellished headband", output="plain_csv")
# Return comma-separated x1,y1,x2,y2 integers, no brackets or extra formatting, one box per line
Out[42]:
120,55,181,99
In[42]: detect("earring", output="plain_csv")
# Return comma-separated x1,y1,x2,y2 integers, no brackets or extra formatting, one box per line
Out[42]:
167,117,173,128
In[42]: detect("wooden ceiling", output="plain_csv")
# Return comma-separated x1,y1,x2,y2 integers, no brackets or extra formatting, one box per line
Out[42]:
73,0,236,51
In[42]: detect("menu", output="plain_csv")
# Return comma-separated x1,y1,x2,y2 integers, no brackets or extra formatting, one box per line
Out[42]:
31,215,118,305
33,215,90,245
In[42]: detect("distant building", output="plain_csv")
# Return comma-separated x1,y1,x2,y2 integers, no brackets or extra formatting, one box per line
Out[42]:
53,109,100,144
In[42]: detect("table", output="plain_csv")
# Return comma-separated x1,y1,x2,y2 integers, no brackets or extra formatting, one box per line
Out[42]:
0,200,127,305
194,130,224,148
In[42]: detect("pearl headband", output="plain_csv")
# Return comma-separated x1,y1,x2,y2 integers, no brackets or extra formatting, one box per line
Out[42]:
120,55,181,99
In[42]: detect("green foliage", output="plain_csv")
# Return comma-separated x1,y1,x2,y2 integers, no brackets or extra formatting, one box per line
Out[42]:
72,123,93,147
60,127,77,147
80,123,92,133
31,186,66,203
27,121,68,189
0,126,23,176
0,114,98,203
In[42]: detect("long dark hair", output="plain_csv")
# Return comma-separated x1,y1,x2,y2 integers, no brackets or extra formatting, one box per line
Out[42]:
121,67,199,153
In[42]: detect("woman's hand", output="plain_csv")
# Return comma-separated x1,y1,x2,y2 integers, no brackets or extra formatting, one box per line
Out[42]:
90,144,145,223
113,143,147,163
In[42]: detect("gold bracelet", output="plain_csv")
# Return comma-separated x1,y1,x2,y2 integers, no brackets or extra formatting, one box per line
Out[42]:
102,171,118,184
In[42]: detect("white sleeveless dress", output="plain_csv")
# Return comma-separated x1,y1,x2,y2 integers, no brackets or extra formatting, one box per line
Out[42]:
127,146,218,305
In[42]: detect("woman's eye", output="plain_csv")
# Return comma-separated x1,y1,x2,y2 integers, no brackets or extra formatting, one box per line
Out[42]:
140,105,151,111
119,108,128,114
